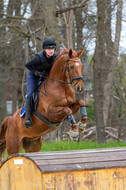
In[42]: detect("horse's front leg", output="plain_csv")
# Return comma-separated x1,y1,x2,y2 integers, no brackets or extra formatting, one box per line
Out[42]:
70,99,88,133
70,99,88,122
47,106,78,135
47,106,72,122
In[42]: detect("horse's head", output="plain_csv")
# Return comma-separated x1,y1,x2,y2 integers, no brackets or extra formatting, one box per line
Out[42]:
64,48,84,93
49,48,84,93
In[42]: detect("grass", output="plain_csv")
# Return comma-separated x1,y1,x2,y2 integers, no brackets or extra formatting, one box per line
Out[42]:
37,140,126,152
4,140,126,156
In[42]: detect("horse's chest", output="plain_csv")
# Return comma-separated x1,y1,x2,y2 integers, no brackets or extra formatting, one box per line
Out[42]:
65,91,75,106
66,96,74,106
56,91,74,106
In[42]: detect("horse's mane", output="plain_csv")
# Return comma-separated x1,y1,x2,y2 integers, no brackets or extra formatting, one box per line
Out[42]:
60,48,69,55
53,48,78,64
53,48,68,63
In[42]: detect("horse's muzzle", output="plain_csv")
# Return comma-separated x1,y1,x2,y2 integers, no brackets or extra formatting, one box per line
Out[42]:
72,76,84,93
76,85,83,93
75,80,84,93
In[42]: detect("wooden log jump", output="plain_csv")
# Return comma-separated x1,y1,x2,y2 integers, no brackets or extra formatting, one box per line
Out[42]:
1,147,126,190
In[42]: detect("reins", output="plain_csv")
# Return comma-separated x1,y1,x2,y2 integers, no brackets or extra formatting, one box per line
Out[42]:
48,77,73,84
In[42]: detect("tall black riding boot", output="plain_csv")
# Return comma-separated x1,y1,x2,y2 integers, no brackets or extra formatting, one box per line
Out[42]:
24,98,32,128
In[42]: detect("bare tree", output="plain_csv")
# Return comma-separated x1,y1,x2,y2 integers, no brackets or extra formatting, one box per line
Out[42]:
0,0,45,119
93,0,123,143
57,0,89,49
0,0,8,122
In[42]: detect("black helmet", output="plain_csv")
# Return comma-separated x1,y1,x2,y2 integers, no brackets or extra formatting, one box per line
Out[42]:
42,38,56,50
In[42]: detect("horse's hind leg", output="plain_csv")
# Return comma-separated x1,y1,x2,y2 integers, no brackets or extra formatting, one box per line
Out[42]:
23,137,42,153
6,123,22,155
0,116,10,160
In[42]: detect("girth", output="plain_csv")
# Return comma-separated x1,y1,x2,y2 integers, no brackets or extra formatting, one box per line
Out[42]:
33,109,61,128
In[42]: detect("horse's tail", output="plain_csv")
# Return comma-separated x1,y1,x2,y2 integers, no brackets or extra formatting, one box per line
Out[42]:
0,116,10,159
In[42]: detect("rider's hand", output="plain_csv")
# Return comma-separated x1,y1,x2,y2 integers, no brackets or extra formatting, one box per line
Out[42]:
34,71,43,77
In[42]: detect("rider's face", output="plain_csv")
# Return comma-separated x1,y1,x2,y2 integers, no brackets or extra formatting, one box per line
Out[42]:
44,48,55,58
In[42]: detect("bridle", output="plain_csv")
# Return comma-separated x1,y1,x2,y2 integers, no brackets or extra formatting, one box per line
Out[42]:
64,54,83,85
39,54,84,96
49,54,83,85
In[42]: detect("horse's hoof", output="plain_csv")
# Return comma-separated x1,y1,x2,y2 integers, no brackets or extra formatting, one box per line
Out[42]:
70,136,79,141
81,116,88,123
77,121,86,130
71,123,78,130
68,129,79,138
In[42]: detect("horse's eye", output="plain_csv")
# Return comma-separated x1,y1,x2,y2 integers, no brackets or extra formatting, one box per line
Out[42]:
70,65,74,69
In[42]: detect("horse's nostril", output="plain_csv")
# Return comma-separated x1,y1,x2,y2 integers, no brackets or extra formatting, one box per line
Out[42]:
77,86,81,92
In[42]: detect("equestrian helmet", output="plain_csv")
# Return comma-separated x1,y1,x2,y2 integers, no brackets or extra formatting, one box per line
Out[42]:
42,38,56,50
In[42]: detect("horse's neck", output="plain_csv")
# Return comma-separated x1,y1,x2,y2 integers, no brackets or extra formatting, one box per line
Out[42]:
47,54,74,93
49,55,66,81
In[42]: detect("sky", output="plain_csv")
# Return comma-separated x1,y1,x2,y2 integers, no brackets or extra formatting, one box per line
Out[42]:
120,20,126,53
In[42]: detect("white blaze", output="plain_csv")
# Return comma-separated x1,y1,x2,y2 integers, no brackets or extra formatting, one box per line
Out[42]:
75,62,80,66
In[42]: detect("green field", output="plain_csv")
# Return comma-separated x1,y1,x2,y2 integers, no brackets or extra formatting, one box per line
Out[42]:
4,140,126,155
19,140,126,153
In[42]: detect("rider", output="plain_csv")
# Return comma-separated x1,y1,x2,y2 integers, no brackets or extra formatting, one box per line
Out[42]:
24,38,58,128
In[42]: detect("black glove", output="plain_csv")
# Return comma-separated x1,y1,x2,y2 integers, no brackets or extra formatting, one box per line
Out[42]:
34,71,43,77
34,71,47,81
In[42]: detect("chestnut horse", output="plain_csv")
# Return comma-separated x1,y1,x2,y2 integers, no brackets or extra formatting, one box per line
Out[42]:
0,48,87,159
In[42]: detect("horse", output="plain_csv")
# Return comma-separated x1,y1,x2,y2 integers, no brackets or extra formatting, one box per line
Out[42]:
0,48,87,159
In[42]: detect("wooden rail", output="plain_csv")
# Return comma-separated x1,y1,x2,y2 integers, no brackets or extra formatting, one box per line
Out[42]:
1,147,126,189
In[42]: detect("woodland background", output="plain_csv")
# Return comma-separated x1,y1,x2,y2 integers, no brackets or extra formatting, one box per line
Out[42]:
0,0,126,144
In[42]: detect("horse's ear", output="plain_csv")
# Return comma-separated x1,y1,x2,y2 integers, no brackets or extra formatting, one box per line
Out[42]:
77,48,83,57
69,49,73,58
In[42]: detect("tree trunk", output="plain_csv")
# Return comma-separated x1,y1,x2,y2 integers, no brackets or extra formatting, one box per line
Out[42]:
0,0,8,121
93,0,106,143
41,0,59,48
6,0,24,113
62,0,74,49
103,0,123,127
74,0,83,50
93,0,123,143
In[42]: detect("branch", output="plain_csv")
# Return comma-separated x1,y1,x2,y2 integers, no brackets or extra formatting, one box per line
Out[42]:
0,13,44,21
113,0,123,57
105,131,118,140
83,130,95,138
56,0,89,17
2,24,30,38
0,23,43,39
